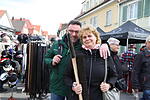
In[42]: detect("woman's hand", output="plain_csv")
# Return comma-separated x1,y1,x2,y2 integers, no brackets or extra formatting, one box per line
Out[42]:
72,82,82,95
100,82,111,92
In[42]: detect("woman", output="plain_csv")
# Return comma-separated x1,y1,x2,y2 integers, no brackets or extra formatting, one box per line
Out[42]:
64,26,117,100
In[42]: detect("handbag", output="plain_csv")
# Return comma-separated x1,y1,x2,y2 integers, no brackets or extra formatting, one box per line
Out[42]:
102,59,120,100
115,78,127,90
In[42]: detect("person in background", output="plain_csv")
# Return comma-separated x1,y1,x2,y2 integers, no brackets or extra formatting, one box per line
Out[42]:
120,44,136,69
1,33,11,43
132,35,150,100
107,37,128,91
64,26,117,100
120,44,137,93
44,20,110,100
0,33,12,93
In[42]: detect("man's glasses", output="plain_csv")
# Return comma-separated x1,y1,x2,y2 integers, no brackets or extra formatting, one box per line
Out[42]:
111,44,120,46
68,30,79,34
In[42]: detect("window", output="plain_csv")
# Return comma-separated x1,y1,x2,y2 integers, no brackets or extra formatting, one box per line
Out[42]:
94,0,98,5
122,2,138,22
106,10,112,26
90,0,98,8
82,3,87,13
99,0,104,4
137,0,144,18
90,16,98,27
81,21,86,27
86,1,90,11
128,2,138,19
122,0,150,22
90,0,94,8
144,0,150,17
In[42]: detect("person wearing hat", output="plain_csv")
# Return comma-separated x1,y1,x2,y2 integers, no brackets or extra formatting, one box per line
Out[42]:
107,38,128,91
132,35,150,100
120,43,137,93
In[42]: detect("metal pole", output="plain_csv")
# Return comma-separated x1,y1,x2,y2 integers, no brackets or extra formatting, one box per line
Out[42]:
126,38,129,51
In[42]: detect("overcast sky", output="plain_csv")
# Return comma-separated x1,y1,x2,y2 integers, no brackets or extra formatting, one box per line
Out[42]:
0,0,83,35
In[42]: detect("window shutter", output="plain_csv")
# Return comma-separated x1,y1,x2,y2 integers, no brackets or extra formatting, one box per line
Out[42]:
122,6,127,22
144,0,150,17
138,0,143,18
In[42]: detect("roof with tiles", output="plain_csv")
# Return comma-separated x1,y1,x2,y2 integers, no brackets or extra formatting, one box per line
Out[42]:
48,34,56,39
11,19,26,32
12,18,33,29
42,31,48,36
32,25,41,32
11,18,33,34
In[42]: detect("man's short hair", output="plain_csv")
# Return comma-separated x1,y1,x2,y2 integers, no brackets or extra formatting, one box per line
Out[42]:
68,20,81,27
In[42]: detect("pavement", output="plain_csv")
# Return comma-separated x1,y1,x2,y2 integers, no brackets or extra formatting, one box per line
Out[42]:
0,83,29,100
0,91,141,100
0,83,142,100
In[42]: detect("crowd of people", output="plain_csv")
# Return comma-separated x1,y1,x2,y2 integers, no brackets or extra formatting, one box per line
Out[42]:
1,19,150,100
132,36,150,100
0,33,23,93
44,20,150,100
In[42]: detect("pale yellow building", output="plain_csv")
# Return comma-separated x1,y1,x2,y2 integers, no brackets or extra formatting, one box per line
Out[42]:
74,0,150,53
75,0,120,32
75,0,150,33
119,0,150,32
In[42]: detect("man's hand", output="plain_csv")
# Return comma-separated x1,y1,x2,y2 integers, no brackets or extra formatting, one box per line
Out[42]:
52,55,62,66
99,43,110,59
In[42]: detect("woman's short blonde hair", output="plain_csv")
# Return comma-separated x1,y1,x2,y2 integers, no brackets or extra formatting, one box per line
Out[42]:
79,26,101,44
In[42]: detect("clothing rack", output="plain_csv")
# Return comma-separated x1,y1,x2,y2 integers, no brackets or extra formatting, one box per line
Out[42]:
25,42,50,99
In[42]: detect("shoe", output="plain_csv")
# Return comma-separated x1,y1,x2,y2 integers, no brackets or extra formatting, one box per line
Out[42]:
0,88,8,93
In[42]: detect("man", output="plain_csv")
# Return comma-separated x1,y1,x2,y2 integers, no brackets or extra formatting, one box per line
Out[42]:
44,20,109,100
120,44,137,93
132,35,150,100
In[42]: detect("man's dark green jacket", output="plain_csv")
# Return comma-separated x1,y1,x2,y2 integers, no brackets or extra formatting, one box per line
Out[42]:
44,35,81,96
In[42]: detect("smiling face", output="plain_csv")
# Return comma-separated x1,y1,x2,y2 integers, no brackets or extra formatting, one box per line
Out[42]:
79,26,101,49
67,24,81,43
107,38,120,53
110,44,120,52
82,32,97,49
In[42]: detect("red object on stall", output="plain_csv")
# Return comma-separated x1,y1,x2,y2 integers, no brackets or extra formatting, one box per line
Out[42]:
8,96,16,100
